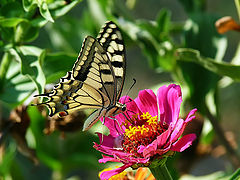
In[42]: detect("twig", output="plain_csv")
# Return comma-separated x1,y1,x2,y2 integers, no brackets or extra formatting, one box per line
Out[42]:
205,107,240,168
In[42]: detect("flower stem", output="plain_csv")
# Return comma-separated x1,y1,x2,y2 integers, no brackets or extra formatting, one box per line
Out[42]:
149,164,173,180
205,107,240,168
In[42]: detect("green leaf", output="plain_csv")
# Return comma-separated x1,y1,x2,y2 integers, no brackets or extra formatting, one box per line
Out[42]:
0,142,16,176
38,1,54,23
235,0,240,20
14,21,39,43
22,0,37,12
120,20,174,71
0,50,34,107
0,18,27,27
27,106,101,172
177,48,240,81
229,168,240,180
0,27,14,42
27,106,62,170
184,14,227,59
50,0,82,18
0,52,12,91
30,17,48,27
178,0,206,13
43,52,76,83
177,13,226,111
88,0,108,26
156,8,171,36
0,2,24,17
17,46,46,94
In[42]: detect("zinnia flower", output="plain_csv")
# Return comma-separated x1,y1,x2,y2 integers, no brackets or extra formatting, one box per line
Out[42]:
94,84,197,180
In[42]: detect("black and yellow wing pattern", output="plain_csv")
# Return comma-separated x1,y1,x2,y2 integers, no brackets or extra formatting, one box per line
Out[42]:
35,21,126,131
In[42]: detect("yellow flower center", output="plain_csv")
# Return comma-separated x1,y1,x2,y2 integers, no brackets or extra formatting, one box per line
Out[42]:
122,112,167,157
124,112,158,140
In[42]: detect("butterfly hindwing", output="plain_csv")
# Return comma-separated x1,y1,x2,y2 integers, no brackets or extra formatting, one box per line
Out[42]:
39,79,110,117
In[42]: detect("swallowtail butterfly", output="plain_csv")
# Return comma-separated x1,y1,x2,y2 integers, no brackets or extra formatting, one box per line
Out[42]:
35,21,126,131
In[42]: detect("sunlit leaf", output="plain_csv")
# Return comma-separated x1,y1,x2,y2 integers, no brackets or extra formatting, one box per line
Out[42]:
0,52,12,91
177,48,240,81
17,46,46,94
38,1,54,23
120,20,174,70
50,0,82,18
14,21,39,43
235,0,240,20
0,50,34,107
22,0,37,12
229,168,240,180
0,18,27,27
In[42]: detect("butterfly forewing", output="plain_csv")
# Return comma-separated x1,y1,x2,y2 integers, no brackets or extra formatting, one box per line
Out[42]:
97,21,126,103
72,36,117,102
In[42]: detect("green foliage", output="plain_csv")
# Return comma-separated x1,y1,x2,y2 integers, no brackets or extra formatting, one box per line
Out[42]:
0,0,82,106
177,48,240,81
28,106,101,172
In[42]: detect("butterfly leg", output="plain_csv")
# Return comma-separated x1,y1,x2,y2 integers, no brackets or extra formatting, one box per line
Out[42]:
107,116,123,135
102,116,105,125
100,116,106,145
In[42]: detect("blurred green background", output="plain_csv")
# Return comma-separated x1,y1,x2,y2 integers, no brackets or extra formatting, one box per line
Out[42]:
1,0,240,179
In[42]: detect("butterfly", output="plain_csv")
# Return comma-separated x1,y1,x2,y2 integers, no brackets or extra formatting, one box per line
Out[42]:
35,21,126,131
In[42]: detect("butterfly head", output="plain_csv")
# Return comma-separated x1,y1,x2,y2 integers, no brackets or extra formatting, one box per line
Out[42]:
121,103,127,112
116,102,127,113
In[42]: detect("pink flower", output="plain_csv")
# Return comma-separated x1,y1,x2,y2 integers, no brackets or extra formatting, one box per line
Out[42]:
94,84,197,180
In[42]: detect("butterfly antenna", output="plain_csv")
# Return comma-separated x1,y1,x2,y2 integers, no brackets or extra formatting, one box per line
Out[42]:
123,78,136,104
100,122,104,145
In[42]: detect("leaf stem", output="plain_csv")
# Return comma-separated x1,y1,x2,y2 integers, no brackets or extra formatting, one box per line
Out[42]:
205,107,240,168
149,164,173,180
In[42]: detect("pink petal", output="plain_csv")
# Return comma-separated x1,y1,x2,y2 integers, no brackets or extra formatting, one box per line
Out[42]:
94,142,132,158
120,96,142,117
96,133,115,148
103,117,125,137
169,119,184,143
99,155,121,163
185,108,197,123
157,128,172,147
157,84,182,125
135,89,158,116
156,146,171,155
170,133,197,152
170,108,197,143
137,145,146,154
99,163,133,180
142,140,158,158
104,96,143,137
